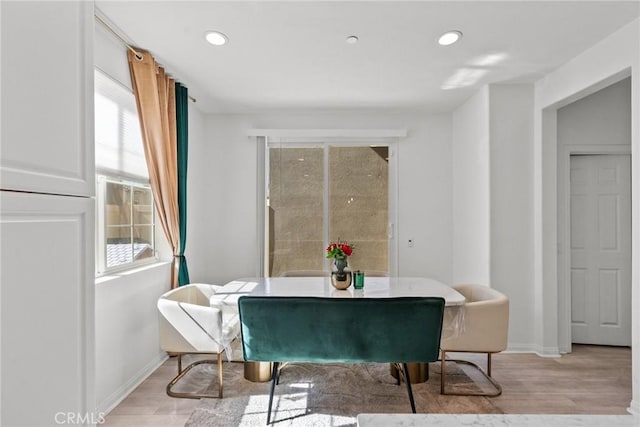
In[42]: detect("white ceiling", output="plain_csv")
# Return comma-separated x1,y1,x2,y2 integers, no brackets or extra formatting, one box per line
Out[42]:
95,1,640,114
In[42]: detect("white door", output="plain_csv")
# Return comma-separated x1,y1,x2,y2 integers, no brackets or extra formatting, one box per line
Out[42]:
570,154,631,346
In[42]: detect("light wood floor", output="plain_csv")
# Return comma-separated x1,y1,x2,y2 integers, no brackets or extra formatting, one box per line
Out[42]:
103,344,631,426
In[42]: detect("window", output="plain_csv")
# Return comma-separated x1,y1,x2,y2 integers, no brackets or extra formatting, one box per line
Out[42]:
95,69,156,274
96,176,155,272
265,142,390,277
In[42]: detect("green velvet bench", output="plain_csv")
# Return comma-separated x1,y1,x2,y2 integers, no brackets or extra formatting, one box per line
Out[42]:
238,296,445,424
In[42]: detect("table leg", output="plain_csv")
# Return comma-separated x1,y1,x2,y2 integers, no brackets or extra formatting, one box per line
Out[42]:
244,361,273,382
390,362,429,383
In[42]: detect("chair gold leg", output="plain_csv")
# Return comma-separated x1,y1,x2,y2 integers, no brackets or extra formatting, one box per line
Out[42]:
440,351,502,397
166,352,225,399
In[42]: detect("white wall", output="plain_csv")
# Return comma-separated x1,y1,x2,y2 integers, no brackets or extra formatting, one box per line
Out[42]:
452,87,491,285
183,94,211,282
534,18,639,411
557,77,632,147
187,111,454,285
191,114,259,284
94,263,170,413
397,113,452,283
489,84,536,351
450,84,536,351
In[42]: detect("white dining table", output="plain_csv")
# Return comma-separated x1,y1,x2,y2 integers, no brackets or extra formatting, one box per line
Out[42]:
216,276,465,337
246,276,466,306
219,276,466,383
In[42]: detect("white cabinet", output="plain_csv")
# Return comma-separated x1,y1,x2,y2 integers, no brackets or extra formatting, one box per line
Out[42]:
0,1,94,196
0,1,96,425
1,191,95,426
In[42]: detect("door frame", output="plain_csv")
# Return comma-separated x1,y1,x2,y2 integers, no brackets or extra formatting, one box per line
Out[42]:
256,131,402,277
558,144,631,353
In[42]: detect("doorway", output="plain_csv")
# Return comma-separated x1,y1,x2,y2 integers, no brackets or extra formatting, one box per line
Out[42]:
569,153,631,346
265,142,391,277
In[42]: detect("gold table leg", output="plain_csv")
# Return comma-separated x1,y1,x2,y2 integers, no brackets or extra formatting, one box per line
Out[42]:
390,362,429,383
244,361,273,382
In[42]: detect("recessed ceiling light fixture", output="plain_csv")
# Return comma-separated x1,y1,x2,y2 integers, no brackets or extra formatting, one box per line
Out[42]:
346,35,359,44
438,30,462,46
205,31,228,46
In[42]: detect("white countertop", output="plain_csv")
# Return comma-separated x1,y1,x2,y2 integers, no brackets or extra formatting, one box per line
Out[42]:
356,413,640,426
237,276,465,306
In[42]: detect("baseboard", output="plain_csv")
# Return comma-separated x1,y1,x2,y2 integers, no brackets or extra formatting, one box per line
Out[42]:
97,351,169,416
534,349,561,358
627,399,640,415
504,343,537,353
504,344,561,357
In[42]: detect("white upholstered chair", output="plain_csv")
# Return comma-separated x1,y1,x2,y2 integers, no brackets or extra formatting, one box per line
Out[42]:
158,283,240,398
440,284,509,396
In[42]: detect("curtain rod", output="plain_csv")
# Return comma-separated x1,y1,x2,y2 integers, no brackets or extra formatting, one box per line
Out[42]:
94,14,197,103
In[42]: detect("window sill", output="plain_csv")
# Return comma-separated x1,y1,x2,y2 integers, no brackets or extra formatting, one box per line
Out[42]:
95,260,171,285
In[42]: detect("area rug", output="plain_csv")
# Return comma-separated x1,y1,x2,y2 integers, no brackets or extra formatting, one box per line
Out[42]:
184,361,502,426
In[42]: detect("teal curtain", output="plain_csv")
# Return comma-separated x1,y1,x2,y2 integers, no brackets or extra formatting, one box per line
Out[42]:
175,83,191,286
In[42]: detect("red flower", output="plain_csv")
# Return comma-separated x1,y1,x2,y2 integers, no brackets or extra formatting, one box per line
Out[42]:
326,240,354,258
340,244,352,256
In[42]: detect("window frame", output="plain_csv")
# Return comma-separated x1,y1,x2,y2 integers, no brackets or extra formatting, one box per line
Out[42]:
95,175,157,275
261,137,400,277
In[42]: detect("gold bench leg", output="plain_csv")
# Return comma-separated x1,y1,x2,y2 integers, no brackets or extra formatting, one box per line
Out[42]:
389,362,429,383
244,360,274,382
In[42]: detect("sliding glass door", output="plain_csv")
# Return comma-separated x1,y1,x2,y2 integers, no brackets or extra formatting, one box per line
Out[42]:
267,145,325,275
266,142,390,277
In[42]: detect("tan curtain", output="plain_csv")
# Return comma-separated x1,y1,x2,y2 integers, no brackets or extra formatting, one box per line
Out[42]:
128,49,180,288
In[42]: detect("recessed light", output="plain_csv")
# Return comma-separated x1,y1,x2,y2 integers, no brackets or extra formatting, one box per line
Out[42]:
205,31,228,46
346,35,359,44
438,30,462,46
